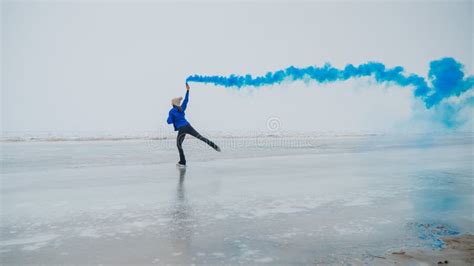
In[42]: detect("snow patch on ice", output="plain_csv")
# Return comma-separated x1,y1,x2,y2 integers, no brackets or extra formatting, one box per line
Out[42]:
22,242,49,251
344,197,372,206
129,220,155,228
0,234,59,247
214,214,229,219
241,198,328,218
79,228,101,238
243,250,259,256
255,257,274,263
110,205,127,210
0,234,59,251
333,223,373,235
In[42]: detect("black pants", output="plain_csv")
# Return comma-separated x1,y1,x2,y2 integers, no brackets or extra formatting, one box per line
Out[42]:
177,124,218,165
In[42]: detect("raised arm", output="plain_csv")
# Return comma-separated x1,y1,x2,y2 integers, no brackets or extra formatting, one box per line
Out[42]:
181,83,190,111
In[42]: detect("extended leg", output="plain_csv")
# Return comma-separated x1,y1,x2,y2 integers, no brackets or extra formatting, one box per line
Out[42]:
177,131,187,165
187,125,220,151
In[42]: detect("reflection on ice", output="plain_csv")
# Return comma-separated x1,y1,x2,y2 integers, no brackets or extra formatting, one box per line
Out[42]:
167,167,194,264
1,134,472,264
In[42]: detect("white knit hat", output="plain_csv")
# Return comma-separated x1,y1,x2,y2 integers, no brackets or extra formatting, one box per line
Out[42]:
171,97,183,106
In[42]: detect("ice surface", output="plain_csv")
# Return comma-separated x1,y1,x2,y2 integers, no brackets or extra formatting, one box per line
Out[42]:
1,133,473,264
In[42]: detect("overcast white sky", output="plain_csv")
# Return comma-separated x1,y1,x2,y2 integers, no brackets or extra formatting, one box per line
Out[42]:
2,1,472,135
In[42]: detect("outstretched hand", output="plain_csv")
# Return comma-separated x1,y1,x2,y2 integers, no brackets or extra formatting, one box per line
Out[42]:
186,83,190,91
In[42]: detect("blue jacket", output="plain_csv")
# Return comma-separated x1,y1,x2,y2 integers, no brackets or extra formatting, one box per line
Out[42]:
167,91,190,131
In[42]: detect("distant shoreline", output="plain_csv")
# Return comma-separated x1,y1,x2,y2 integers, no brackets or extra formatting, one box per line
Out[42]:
2,132,473,143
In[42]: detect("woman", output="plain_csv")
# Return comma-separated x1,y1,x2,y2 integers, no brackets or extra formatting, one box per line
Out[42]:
167,83,221,167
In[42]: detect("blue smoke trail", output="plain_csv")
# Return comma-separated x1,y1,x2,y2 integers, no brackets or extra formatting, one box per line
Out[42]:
186,58,473,127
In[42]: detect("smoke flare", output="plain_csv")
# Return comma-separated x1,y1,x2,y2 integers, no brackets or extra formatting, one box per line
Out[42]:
186,57,473,110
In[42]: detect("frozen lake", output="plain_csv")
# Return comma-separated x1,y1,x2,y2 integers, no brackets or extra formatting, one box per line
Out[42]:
1,133,473,264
